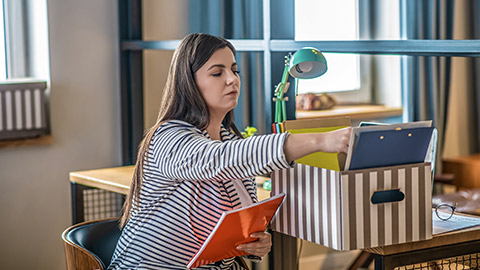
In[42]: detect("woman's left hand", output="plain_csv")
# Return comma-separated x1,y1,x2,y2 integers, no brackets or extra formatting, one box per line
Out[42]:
236,231,272,257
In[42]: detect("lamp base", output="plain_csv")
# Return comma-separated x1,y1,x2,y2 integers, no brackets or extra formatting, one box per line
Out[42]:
296,93,336,111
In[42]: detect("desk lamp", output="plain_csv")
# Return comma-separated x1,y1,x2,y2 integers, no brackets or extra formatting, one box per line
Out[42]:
273,47,327,127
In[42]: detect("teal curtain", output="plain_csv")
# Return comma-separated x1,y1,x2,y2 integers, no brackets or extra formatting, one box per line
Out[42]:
401,0,454,172
472,1,480,152
188,0,266,133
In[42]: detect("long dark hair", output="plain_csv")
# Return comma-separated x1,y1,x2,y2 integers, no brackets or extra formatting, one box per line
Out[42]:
121,33,243,227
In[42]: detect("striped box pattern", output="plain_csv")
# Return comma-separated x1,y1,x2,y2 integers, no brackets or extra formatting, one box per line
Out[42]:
0,79,48,140
271,162,432,251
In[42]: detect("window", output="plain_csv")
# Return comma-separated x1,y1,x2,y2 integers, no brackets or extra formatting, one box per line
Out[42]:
294,0,402,106
0,0,51,142
295,0,360,94
2,0,50,80
0,0,6,80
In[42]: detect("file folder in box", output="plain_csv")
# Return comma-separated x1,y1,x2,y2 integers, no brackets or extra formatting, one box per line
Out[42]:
270,162,432,251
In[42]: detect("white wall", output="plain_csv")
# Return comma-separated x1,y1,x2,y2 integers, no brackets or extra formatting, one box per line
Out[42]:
0,0,121,269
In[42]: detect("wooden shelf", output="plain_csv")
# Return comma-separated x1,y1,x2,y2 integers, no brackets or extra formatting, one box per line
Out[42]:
0,135,54,149
296,105,402,121
443,154,480,189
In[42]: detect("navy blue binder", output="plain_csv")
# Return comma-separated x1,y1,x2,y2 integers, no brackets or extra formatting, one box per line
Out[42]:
349,127,434,170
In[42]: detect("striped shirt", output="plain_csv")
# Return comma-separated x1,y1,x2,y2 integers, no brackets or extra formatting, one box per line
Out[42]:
108,120,292,269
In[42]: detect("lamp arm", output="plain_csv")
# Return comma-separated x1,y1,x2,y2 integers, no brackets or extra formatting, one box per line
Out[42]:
274,54,292,124
276,54,291,100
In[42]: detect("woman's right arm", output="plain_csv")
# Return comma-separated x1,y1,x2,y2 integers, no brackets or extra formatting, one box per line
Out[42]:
151,122,351,182
149,122,292,181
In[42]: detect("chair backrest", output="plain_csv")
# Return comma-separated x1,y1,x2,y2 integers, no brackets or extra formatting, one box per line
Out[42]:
62,217,121,270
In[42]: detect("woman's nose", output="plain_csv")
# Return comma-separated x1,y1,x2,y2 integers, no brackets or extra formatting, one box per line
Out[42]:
226,71,239,85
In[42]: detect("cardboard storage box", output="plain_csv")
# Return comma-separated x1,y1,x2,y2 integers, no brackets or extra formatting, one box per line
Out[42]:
271,162,432,251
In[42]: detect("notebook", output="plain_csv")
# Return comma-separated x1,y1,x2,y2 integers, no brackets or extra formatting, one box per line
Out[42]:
187,193,286,269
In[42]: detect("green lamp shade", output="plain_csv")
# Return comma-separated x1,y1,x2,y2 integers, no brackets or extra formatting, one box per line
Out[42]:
288,47,327,79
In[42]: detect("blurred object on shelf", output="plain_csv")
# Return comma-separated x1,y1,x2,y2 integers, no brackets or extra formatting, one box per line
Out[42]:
296,93,336,111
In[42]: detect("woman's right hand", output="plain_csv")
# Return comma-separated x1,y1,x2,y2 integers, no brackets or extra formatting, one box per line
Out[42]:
284,127,352,163
318,127,352,154
236,231,271,258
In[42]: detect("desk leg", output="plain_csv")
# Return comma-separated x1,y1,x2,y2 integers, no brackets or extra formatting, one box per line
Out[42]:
71,182,88,224
373,254,387,270
269,232,297,270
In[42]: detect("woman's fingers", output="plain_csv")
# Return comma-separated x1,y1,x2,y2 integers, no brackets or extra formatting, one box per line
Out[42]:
236,231,272,257
324,127,352,153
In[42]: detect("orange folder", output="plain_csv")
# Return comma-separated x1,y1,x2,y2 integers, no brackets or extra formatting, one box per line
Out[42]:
187,193,286,269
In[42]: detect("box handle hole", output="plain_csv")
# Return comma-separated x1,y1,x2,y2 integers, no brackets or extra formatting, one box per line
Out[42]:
371,189,405,204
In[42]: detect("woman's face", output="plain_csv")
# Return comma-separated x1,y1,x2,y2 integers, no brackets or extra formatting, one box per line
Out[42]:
195,47,241,119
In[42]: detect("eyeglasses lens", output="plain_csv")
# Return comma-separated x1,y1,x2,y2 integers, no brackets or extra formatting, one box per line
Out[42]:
436,204,454,221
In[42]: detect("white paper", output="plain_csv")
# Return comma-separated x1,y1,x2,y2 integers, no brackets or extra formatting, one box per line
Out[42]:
433,210,480,235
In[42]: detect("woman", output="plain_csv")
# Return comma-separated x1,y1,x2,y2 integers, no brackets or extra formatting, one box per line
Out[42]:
108,33,351,269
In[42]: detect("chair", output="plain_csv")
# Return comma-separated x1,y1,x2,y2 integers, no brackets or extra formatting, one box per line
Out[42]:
62,217,121,270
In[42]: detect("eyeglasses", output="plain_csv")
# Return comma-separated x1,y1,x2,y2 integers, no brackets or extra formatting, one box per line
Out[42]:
435,202,458,221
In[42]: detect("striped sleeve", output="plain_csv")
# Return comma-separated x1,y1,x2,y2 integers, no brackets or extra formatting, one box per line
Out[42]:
149,121,292,181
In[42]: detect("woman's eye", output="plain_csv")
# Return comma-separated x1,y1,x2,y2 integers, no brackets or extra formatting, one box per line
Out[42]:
212,72,222,77
233,70,241,75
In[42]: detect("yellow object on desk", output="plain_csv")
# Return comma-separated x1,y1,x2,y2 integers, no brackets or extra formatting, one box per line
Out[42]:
282,117,351,171
288,127,348,171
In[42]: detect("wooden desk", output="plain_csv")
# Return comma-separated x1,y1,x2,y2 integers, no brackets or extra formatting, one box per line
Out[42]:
364,221,480,269
69,166,271,224
70,166,133,195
